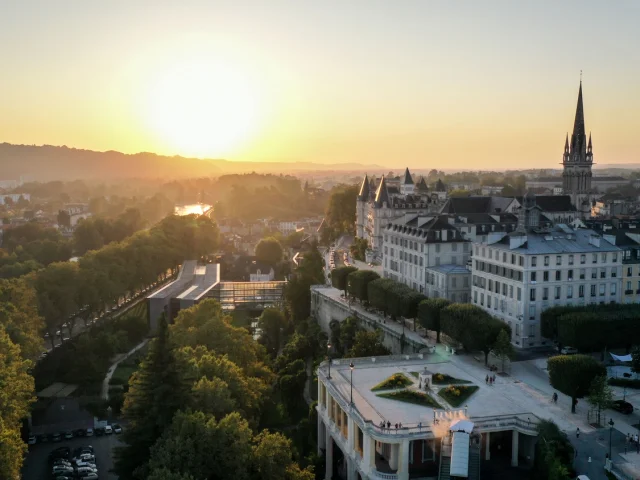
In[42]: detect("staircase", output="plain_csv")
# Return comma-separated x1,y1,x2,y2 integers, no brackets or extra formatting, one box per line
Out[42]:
468,446,481,480
438,456,451,480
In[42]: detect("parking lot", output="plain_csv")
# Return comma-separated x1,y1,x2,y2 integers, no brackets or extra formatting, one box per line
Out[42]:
22,432,122,480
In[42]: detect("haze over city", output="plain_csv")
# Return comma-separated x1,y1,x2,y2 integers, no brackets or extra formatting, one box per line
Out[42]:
2,0,639,169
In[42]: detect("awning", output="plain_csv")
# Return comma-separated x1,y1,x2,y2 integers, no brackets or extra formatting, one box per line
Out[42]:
610,353,632,362
450,419,474,433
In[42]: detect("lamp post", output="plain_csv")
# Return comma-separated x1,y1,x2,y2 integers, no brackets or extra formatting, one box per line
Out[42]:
349,361,355,405
327,342,332,379
609,418,615,459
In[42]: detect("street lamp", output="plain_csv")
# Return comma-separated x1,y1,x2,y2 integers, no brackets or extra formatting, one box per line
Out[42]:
609,418,615,459
327,342,332,379
349,361,355,405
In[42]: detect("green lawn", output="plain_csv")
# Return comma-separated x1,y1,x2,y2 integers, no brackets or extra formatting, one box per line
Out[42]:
432,373,472,385
377,389,443,409
371,373,413,391
409,372,419,378
437,385,479,407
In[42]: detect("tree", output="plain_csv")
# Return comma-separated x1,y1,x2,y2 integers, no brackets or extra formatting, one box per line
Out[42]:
418,298,451,343
349,237,368,262
251,430,315,480
491,329,515,373
324,185,358,242
257,308,287,357
331,266,357,294
347,330,391,358
256,237,284,266
0,325,35,480
114,316,192,479
587,375,613,425
547,354,606,413
346,270,379,303
532,420,574,480
632,346,640,378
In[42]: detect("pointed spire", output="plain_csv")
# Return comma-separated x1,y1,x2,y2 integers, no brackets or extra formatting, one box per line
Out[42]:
588,132,592,150
564,133,569,152
358,174,370,200
403,167,414,185
570,79,587,161
374,175,390,207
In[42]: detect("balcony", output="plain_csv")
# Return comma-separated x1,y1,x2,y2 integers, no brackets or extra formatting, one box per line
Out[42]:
625,290,634,295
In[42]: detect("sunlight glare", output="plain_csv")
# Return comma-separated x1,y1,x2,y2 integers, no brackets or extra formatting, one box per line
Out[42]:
146,59,261,158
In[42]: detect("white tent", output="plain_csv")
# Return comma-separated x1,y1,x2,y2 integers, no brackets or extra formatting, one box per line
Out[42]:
450,431,470,477
610,353,633,362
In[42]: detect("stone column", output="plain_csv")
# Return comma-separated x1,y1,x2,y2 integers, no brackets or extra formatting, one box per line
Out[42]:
389,443,399,470
398,439,410,480
325,433,333,480
485,431,491,460
511,430,519,467
318,417,326,456
347,417,355,454
318,378,323,408
363,433,376,474
347,456,357,480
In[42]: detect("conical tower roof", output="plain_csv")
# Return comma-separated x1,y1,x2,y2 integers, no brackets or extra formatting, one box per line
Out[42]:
403,167,414,185
374,175,390,207
358,174,370,200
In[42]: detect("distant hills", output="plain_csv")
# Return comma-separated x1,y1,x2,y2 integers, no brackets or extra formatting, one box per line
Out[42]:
0,143,383,181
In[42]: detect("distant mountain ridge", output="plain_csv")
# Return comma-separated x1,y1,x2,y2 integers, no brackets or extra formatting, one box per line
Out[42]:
0,143,383,181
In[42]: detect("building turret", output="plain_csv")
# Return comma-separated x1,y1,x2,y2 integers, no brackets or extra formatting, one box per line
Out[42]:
400,168,415,195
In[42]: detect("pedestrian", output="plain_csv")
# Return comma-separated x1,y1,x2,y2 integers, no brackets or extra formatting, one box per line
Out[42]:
492,374,496,383
635,434,639,444
387,421,391,430
399,422,402,429
576,427,580,439
395,423,398,430
627,433,631,444
485,375,489,384
418,422,422,431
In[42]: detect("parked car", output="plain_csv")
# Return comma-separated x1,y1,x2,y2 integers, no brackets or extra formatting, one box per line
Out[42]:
112,423,122,434
52,432,62,442
611,400,634,414
49,447,71,461
85,428,94,436
51,465,74,476
76,467,99,476
560,346,579,355
36,434,47,443
79,473,99,480
27,434,36,445
73,428,86,437
64,430,74,439
104,424,113,434
94,427,105,436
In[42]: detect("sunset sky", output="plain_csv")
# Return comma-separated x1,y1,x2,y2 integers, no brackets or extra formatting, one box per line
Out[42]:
1,0,639,169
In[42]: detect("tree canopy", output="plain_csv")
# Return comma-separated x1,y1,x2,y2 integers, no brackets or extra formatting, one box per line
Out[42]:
255,237,284,266
548,354,606,413
417,298,451,343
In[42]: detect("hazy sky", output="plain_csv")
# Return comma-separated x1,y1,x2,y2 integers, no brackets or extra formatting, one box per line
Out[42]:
1,0,639,169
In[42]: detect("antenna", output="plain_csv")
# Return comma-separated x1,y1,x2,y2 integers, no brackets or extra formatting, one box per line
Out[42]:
580,70,582,83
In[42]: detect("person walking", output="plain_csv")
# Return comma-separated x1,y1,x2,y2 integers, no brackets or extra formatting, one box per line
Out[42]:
485,375,489,384
576,427,580,439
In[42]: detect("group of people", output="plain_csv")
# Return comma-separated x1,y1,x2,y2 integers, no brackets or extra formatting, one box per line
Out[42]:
379,420,404,431
485,374,497,385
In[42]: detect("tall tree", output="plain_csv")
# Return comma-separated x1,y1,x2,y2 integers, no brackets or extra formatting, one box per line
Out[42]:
114,316,191,479
548,354,606,413
346,269,379,303
587,375,613,425
347,330,391,358
256,237,284,266
491,329,515,373
331,266,357,295
257,308,287,357
418,298,451,343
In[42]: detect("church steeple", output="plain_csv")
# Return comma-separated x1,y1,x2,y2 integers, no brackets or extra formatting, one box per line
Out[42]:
570,81,588,163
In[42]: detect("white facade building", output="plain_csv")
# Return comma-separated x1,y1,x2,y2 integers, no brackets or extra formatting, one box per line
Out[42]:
471,194,622,348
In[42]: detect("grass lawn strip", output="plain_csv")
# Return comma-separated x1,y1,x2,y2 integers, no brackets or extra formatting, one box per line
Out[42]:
371,373,413,391
437,385,479,407
377,389,443,409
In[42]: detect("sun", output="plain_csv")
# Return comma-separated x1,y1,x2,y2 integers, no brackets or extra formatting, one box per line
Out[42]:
145,59,261,158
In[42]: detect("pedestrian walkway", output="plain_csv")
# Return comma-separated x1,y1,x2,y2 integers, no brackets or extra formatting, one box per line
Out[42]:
101,338,150,400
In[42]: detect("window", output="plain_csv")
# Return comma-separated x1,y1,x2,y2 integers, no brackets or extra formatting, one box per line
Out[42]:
511,254,515,265
503,252,507,262
543,271,549,282
591,285,596,297
464,277,469,287
543,287,548,300
569,255,574,265
629,267,633,276
627,281,632,291
602,253,607,263
544,256,550,266
519,256,524,266
529,324,536,337
452,243,457,252
474,291,478,303
556,256,562,266
529,305,536,320
611,283,617,295
502,283,507,296
452,277,457,288
530,288,536,301
591,270,597,279
613,253,617,262
531,272,537,282
555,286,561,300
495,281,500,294
567,285,573,299
580,269,586,280
422,440,435,462
579,285,585,298
599,284,605,296
487,296,491,308
600,269,606,279
489,279,493,291
531,257,537,267
568,270,573,280
556,271,561,281
580,254,586,264
436,244,440,253
592,253,597,264
517,288,522,301
509,285,513,298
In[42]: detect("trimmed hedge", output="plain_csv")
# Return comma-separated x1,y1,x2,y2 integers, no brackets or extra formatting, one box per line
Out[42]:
438,385,479,407
371,373,413,391
377,389,443,409
608,377,640,389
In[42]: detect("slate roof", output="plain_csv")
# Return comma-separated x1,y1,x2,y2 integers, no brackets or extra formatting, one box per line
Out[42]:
403,168,414,185
515,195,575,212
358,174,370,200
374,176,390,207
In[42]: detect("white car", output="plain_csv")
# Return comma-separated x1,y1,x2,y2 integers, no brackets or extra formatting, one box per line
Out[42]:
79,473,99,480
27,435,36,445
85,428,94,436
561,346,579,355
104,425,112,434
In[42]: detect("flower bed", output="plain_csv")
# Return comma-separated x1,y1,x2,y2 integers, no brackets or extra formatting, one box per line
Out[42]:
432,373,472,385
437,385,479,407
377,389,443,409
371,373,413,391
